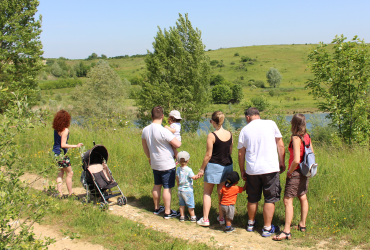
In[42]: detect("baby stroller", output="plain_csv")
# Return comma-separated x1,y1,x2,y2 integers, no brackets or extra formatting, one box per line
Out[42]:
80,143,127,207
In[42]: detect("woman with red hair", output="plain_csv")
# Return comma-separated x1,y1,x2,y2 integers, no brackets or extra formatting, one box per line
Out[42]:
52,110,83,198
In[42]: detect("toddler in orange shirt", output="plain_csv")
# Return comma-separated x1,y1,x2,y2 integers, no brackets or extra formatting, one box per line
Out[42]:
219,171,245,233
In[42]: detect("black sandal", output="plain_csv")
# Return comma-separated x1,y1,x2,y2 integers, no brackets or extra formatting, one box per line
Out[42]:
298,224,306,232
272,231,292,241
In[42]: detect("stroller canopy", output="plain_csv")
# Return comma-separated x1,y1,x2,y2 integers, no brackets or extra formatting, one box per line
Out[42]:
82,145,109,170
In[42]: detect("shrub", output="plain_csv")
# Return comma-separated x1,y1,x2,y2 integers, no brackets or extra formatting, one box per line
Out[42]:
230,61,235,65
129,85,142,99
240,56,251,62
55,94,62,101
234,52,239,56
251,96,269,111
212,85,232,104
269,89,275,97
210,60,219,66
254,80,265,88
39,79,83,90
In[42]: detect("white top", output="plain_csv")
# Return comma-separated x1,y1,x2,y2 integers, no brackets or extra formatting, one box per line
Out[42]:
170,122,181,141
237,119,282,175
176,166,194,192
142,123,176,171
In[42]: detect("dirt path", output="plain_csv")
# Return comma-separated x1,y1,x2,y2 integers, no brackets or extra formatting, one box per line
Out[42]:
20,173,331,250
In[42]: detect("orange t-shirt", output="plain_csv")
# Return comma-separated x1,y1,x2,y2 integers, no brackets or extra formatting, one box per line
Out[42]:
220,185,244,206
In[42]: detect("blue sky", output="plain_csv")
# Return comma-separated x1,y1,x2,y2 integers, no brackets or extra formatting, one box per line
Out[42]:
37,0,370,59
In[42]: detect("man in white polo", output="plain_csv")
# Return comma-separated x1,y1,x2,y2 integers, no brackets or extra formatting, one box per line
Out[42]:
238,107,286,237
142,106,181,219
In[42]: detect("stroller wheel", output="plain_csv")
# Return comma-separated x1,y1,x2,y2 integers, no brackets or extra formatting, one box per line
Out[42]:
81,197,88,204
117,196,127,206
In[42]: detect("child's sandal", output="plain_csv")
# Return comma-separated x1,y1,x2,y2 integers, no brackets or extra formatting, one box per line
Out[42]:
272,231,292,241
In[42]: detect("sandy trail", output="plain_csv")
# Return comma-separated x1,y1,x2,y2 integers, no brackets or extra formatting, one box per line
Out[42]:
20,172,336,250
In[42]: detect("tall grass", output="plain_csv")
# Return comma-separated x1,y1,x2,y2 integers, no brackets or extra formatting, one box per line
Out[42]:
17,123,370,247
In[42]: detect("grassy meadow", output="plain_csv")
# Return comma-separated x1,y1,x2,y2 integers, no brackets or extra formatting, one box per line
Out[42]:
17,122,370,248
39,44,332,115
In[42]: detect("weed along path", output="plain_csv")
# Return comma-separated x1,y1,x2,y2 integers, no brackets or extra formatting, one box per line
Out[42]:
21,172,321,250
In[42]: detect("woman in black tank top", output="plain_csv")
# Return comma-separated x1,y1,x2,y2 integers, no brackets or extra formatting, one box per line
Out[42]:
195,111,234,227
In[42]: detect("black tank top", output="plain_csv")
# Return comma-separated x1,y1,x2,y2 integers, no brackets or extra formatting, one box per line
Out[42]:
209,132,233,166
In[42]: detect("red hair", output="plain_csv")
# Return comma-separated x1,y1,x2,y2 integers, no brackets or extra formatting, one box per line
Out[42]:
52,110,71,132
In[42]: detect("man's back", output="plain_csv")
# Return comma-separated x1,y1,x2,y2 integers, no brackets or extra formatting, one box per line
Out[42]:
238,119,282,175
142,123,175,171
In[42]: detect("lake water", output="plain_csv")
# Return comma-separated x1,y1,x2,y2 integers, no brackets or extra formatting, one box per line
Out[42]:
198,113,329,133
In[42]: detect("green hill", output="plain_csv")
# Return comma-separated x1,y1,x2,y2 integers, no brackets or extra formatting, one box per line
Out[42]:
41,44,327,114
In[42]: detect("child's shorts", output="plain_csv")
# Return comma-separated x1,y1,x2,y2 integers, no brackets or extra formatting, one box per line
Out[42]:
220,204,235,220
178,191,195,209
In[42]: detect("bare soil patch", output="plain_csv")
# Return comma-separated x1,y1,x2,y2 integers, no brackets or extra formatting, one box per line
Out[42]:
20,172,357,250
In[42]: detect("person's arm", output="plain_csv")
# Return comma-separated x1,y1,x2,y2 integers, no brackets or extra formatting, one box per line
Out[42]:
196,133,215,177
60,128,83,149
142,138,151,164
276,137,286,174
310,140,314,153
229,132,233,156
238,186,244,193
164,125,176,133
238,147,247,181
176,175,179,187
169,137,181,148
287,136,301,178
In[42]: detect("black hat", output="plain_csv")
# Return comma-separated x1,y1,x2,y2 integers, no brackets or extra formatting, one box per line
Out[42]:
225,171,240,187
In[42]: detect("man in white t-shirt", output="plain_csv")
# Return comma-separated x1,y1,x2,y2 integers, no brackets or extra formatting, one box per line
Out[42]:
142,106,182,219
238,107,286,237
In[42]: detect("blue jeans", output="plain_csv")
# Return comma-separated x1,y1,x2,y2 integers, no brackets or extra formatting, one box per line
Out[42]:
178,190,195,208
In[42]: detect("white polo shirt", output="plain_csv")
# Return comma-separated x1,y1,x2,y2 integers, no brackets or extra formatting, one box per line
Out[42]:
237,119,282,175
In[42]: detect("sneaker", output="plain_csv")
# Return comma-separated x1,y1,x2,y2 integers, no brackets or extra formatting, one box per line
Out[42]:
217,216,225,225
153,206,165,215
189,216,197,223
224,227,235,233
197,217,210,227
262,225,280,237
179,216,185,222
163,210,180,219
247,220,257,232
170,210,180,217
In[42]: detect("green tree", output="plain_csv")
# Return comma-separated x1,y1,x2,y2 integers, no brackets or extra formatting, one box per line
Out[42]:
231,84,243,103
137,13,210,131
71,60,130,119
212,85,232,104
87,52,98,60
0,93,54,249
306,35,370,144
51,61,63,77
266,67,282,88
0,0,43,112
100,54,107,59
210,74,225,85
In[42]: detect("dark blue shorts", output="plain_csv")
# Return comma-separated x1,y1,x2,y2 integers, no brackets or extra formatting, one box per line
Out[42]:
153,167,176,189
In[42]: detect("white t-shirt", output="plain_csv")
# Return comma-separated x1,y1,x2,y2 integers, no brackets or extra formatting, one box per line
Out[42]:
170,122,181,141
142,123,176,171
237,119,282,175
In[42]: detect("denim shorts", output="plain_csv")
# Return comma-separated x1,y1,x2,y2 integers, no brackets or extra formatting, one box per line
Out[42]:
152,168,176,189
204,163,233,184
178,191,195,208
